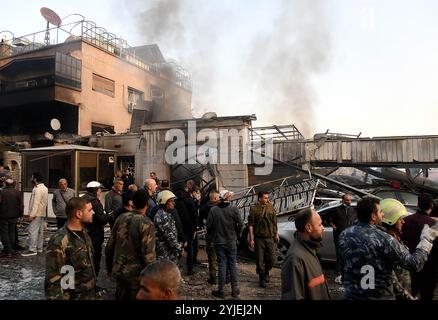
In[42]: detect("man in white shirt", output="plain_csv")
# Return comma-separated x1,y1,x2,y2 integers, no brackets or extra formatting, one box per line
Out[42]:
21,173,48,256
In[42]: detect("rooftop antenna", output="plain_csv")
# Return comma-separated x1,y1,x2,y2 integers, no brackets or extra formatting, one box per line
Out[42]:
40,7,61,45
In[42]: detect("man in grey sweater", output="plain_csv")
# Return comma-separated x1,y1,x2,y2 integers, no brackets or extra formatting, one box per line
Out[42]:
52,178,75,230
206,190,243,299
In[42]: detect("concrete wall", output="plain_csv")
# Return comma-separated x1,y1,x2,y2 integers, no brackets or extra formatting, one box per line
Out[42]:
95,118,255,190
75,41,192,136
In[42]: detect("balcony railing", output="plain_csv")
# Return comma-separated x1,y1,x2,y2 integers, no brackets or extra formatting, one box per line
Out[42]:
0,20,192,91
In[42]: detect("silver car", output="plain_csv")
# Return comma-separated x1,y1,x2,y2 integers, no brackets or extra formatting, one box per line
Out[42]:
276,200,349,265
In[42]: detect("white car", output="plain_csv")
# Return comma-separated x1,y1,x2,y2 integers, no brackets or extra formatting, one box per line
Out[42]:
276,201,342,265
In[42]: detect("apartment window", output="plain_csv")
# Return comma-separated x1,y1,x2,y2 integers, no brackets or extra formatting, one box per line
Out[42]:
92,73,115,97
92,123,115,134
55,52,81,89
150,85,163,99
128,87,143,112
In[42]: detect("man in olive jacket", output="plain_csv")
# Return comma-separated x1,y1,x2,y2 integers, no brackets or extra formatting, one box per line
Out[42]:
281,207,330,300
248,191,279,287
45,197,96,300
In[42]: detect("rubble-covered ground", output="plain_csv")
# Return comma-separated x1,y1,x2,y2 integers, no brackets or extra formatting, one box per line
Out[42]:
0,226,346,300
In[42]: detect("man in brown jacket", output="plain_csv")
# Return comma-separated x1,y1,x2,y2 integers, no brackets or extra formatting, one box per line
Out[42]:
248,191,279,288
281,207,330,300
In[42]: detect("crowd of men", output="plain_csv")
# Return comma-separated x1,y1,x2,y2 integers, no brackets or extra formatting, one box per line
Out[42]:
2,165,438,300
281,193,438,300
0,169,246,300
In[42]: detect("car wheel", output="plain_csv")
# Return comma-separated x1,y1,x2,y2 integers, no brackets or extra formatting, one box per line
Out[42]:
275,239,290,266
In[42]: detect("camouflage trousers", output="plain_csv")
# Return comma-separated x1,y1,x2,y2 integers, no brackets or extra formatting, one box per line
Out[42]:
254,237,276,275
206,238,217,280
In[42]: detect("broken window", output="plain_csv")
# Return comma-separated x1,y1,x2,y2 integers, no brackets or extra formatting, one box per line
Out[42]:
150,85,164,99
91,122,115,134
127,87,143,112
92,73,115,97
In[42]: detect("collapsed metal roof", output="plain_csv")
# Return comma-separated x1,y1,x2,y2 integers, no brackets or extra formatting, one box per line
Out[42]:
21,144,115,152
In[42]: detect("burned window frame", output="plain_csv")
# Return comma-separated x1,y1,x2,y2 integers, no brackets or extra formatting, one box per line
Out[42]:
127,87,144,112
55,52,82,89
92,73,115,97
91,122,115,134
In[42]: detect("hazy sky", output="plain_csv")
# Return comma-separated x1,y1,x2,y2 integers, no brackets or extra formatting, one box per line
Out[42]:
2,0,438,138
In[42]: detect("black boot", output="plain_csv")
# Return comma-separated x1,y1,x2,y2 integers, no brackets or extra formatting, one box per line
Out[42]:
259,274,266,288
264,272,270,283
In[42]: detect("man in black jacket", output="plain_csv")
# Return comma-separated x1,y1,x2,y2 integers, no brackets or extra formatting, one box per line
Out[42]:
0,179,23,257
326,193,356,284
175,180,199,276
82,181,111,278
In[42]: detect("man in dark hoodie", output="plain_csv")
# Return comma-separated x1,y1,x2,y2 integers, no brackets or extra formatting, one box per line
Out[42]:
82,181,111,279
206,190,243,299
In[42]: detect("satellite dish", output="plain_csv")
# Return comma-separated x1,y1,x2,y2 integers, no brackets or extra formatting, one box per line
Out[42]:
50,118,61,131
40,7,61,27
41,7,61,45
201,112,218,120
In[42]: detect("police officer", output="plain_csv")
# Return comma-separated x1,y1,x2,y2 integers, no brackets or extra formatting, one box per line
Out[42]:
339,196,438,300
248,191,279,288
45,197,96,299
154,190,182,263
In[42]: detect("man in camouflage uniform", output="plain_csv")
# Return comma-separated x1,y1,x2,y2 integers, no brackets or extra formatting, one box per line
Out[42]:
339,196,438,300
105,190,156,300
45,197,96,300
248,191,279,288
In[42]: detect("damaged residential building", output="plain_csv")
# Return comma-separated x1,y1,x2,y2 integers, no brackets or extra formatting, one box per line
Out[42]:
0,13,193,195
0,18,192,147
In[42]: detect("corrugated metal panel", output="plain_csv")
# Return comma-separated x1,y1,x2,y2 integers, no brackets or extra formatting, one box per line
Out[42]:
269,136,438,165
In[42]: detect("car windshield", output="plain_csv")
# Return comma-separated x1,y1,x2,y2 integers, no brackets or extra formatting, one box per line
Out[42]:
398,192,418,206
374,191,397,199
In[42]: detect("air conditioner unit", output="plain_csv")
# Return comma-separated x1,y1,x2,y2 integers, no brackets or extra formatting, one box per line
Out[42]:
128,102,136,113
